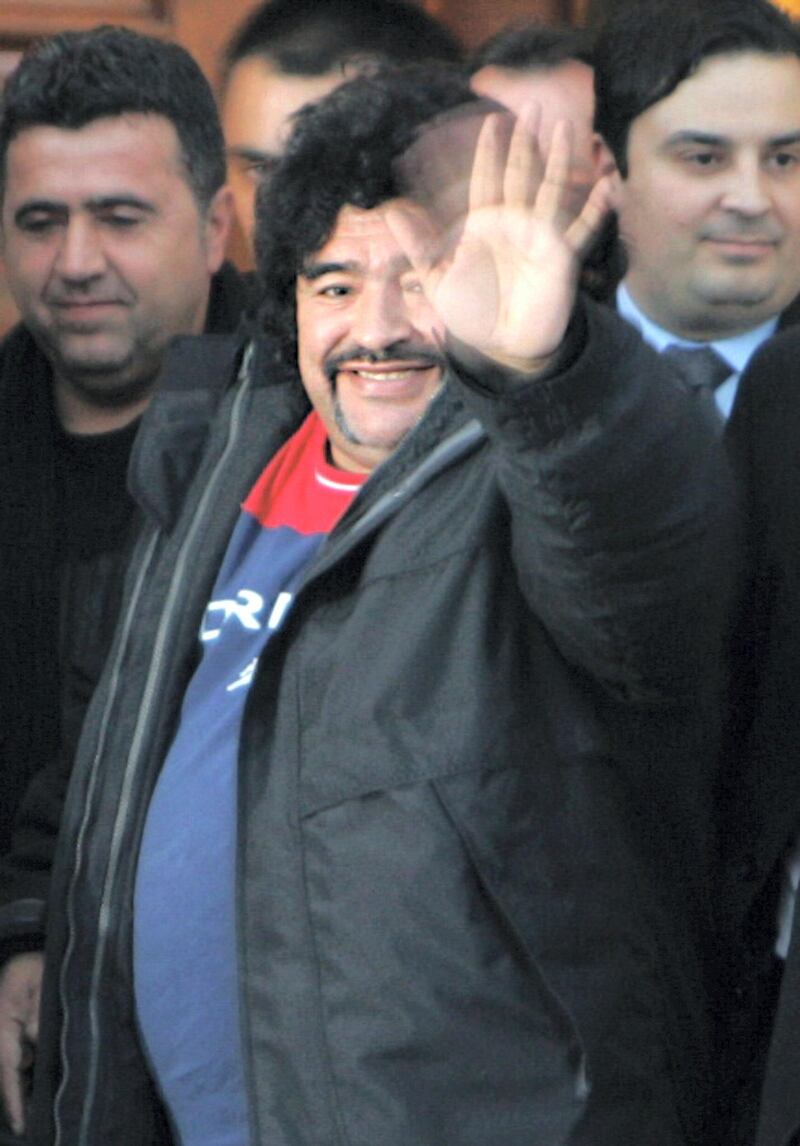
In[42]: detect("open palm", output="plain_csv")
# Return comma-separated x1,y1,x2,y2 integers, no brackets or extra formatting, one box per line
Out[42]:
387,106,612,374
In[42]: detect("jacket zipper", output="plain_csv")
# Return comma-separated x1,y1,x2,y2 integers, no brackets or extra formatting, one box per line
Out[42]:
55,349,255,1146
298,418,485,589
56,366,483,1143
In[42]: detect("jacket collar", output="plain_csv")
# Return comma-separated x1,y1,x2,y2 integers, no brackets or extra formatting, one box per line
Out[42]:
129,337,482,536
204,262,251,335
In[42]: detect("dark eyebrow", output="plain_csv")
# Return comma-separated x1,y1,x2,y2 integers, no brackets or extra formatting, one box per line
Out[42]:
663,130,800,150
301,254,413,281
664,132,729,148
300,260,360,281
226,146,276,165
14,195,155,227
14,199,66,226
86,196,156,214
767,131,800,149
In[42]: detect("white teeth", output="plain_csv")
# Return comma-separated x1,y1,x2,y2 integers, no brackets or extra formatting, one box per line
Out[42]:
356,369,417,380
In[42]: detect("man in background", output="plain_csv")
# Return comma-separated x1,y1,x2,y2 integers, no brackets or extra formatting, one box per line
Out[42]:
220,0,462,255
594,0,800,1135
469,20,614,295
470,21,602,200
0,26,244,1136
594,0,800,421
722,319,800,1146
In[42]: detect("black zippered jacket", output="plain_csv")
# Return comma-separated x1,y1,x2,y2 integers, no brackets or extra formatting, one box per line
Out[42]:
29,300,735,1146
0,262,249,939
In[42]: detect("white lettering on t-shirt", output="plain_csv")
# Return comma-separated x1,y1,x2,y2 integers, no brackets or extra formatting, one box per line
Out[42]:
201,590,265,642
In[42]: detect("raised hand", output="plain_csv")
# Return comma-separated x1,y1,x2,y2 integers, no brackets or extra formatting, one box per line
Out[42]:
387,104,612,374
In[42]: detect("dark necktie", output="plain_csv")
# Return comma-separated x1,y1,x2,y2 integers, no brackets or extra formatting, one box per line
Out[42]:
662,344,731,427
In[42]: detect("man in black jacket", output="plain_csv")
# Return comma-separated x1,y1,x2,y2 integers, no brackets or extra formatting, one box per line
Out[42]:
0,26,244,1136
719,332,800,1146
19,66,735,1146
591,6,800,1133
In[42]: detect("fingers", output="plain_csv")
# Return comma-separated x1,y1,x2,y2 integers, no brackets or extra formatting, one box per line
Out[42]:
503,104,543,209
394,102,490,232
0,954,44,1137
566,173,614,258
0,1024,27,1137
534,118,574,224
469,111,513,213
468,104,587,231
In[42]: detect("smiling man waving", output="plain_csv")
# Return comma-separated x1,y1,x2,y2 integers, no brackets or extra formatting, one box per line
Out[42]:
23,66,734,1146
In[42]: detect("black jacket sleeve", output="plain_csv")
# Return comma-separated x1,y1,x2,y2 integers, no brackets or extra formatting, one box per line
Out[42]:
448,296,738,707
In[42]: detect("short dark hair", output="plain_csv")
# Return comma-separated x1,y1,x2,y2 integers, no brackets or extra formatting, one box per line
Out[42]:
255,64,475,373
595,0,800,176
223,0,462,84
0,25,226,210
469,21,594,74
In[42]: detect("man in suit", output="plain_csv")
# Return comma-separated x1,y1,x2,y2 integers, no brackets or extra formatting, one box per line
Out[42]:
593,0,800,421
593,2,800,1136
720,319,800,1146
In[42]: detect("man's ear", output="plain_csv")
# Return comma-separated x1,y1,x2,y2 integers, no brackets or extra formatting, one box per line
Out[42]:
592,136,625,209
203,185,235,273
592,134,617,182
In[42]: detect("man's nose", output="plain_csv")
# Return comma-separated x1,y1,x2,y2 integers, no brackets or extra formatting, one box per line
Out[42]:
351,282,413,351
719,158,772,217
52,218,106,281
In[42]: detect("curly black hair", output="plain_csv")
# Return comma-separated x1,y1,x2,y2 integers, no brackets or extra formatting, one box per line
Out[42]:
255,64,476,373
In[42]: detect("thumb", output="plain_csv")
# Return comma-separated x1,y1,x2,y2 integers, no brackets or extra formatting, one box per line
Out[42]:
382,201,442,284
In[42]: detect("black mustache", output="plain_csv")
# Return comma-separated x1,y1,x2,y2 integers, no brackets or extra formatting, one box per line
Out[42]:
325,343,444,383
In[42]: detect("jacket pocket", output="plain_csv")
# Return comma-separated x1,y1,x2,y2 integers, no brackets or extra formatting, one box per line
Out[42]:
301,766,586,1146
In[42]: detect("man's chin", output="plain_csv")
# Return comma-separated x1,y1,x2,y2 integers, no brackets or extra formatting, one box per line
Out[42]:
52,352,157,409
691,279,781,318
333,398,434,452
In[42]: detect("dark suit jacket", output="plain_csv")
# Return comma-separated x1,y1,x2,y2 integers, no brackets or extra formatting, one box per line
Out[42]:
722,324,800,1146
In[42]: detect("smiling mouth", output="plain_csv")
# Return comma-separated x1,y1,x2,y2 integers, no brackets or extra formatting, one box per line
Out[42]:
54,299,124,309
706,236,778,250
348,362,435,377
337,362,441,394
50,299,128,328
702,238,783,267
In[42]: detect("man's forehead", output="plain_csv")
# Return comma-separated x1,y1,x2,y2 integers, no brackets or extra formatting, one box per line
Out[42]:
7,116,182,174
638,49,800,137
304,202,410,267
222,57,344,154
3,114,188,205
471,60,595,118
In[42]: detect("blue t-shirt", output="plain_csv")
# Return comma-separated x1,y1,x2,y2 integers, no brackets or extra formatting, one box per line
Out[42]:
133,413,364,1145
